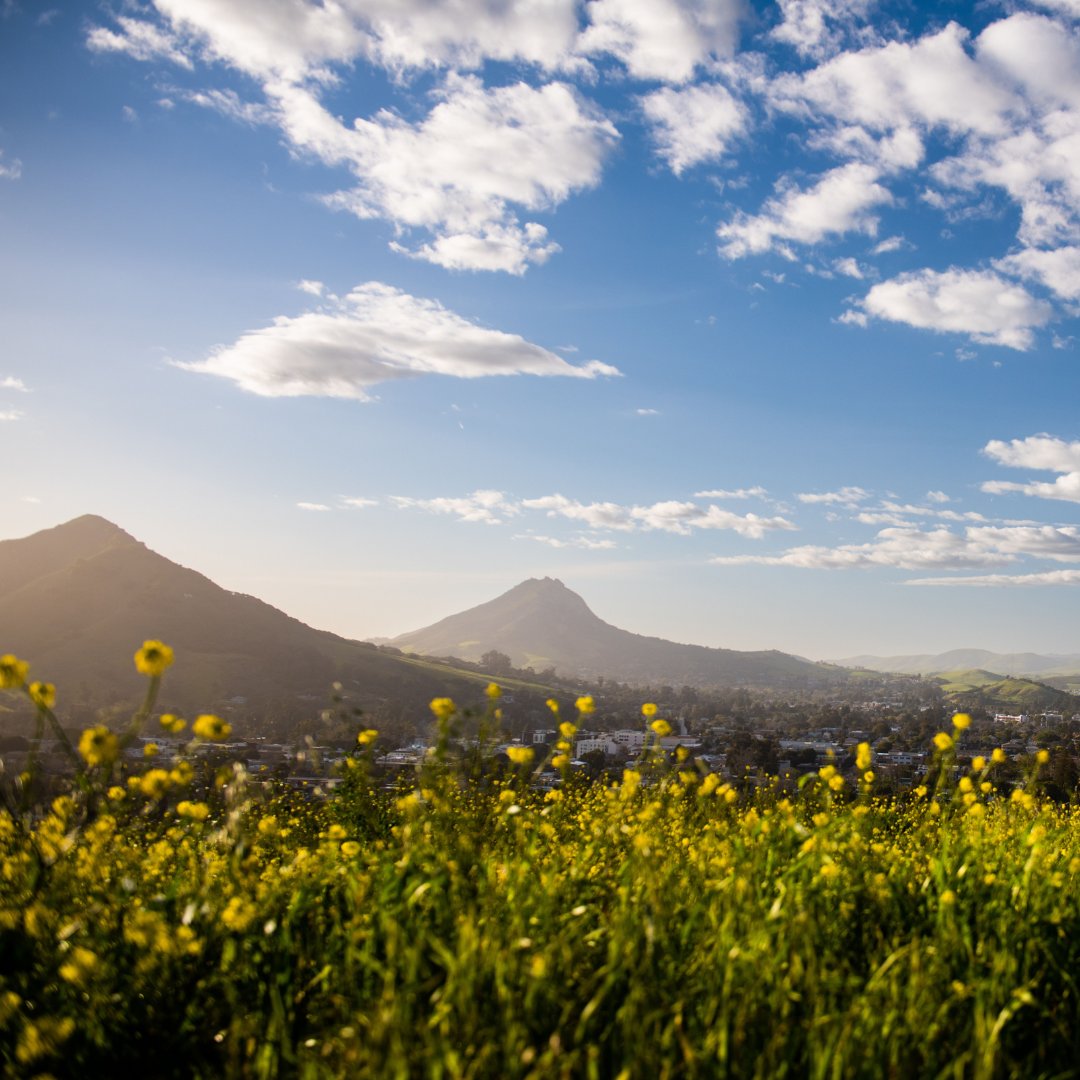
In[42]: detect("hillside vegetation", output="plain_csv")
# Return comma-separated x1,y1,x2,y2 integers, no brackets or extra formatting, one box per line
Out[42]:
2,653,1080,1077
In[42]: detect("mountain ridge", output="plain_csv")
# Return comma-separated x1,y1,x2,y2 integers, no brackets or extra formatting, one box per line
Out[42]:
390,576,842,689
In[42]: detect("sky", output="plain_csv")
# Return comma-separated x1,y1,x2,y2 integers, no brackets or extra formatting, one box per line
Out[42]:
3,0,1080,662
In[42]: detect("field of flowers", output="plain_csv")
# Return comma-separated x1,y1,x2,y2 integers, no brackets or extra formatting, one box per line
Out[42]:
2,645,1080,1078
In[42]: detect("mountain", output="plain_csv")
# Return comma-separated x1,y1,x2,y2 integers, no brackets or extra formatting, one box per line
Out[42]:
0,515,485,722
934,670,1077,713
835,649,1080,677
389,577,843,689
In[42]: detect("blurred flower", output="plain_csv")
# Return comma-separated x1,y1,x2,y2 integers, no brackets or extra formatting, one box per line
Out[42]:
134,640,174,677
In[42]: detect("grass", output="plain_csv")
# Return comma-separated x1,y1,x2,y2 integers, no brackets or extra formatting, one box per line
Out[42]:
2,652,1080,1077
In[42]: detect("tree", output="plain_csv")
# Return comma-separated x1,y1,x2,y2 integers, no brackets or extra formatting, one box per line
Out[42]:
480,650,513,675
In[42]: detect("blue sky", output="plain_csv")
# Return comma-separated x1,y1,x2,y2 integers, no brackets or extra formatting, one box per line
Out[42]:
3,0,1080,661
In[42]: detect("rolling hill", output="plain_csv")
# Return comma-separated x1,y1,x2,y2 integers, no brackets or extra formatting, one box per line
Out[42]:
389,576,845,689
0,515,488,721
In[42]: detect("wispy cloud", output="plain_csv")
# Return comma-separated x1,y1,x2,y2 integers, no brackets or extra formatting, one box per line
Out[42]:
297,502,331,511
982,434,1080,504
178,282,619,402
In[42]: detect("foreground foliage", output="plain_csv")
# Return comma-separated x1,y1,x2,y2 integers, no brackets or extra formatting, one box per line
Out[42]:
1,653,1079,1077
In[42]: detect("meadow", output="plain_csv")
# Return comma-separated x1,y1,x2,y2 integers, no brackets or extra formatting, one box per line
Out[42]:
1,646,1079,1078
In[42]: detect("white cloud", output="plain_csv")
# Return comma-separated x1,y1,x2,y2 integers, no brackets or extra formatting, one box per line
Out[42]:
926,490,950,503
524,493,795,536
797,486,870,505
177,282,619,402
640,81,746,174
515,533,618,550
184,88,277,126
297,279,324,296
578,0,742,83
982,434,1080,503
284,74,619,274
339,496,377,509
713,521,1080,570
872,235,906,254
849,268,1053,350
833,256,863,278
297,501,331,511
122,105,138,122
770,0,877,60
636,407,660,416
86,15,194,70
718,163,893,259
694,486,768,499
392,489,517,525
0,377,29,392
996,245,1080,301
0,410,24,422
906,568,1080,586
0,151,22,180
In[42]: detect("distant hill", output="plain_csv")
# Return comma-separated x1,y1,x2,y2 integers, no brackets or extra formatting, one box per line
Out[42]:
934,669,1077,714
0,516,486,722
390,577,844,689
835,649,1080,677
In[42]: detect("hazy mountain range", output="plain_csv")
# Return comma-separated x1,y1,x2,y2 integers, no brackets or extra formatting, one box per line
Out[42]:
389,576,843,689
834,650,1080,678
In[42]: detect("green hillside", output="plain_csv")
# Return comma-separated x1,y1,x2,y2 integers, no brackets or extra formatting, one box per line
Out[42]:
935,669,1076,712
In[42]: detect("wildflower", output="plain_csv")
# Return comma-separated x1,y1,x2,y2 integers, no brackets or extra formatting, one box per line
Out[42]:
79,725,119,768
506,746,534,766
575,695,595,716
326,824,347,840
356,728,379,746
545,698,559,715
952,713,972,731
819,764,837,781
1036,749,1050,765
559,721,578,739
430,697,456,721
856,742,871,772
28,681,55,709
828,775,845,792
107,786,126,801
551,754,570,769
940,889,956,906
642,703,658,718
650,719,672,738
972,756,986,771
862,770,875,784
220,896,257,933
140,769,170,799
485,682,502,700
340,840,361,857
700,773,720,796
0,654,29,689
192,713,231,741
958,776,974,793
933,732,954,752
134,639,174,677
159,713,186,734
143,743,159,758
176,801,209,822
992,747,1007,764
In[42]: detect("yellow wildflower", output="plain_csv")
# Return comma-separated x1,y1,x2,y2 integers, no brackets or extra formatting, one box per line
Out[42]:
134,639,174,677
933,732,954,752
650,719,672,738
340,840,361,857
958,776,973,793
506,746,534,766
143,742,159,758
1036,749,1050,765
78,725,119,768
559,721,578,739
545,698,559,715
176,800,209,822
992,747,1007,764
192,713,231,741
828,775,844,792
356,728,379,746
28,681,55,709
551,754,570,769
58,946,98,986
972,756,986,771
575,695,595,716
485,682,502,700
952,713,971,731
140,769,170,799
159,713,186,734
642,703,658,717
430,697,456,720
0,654,29,689
107,785,126,801
855,742,871,772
